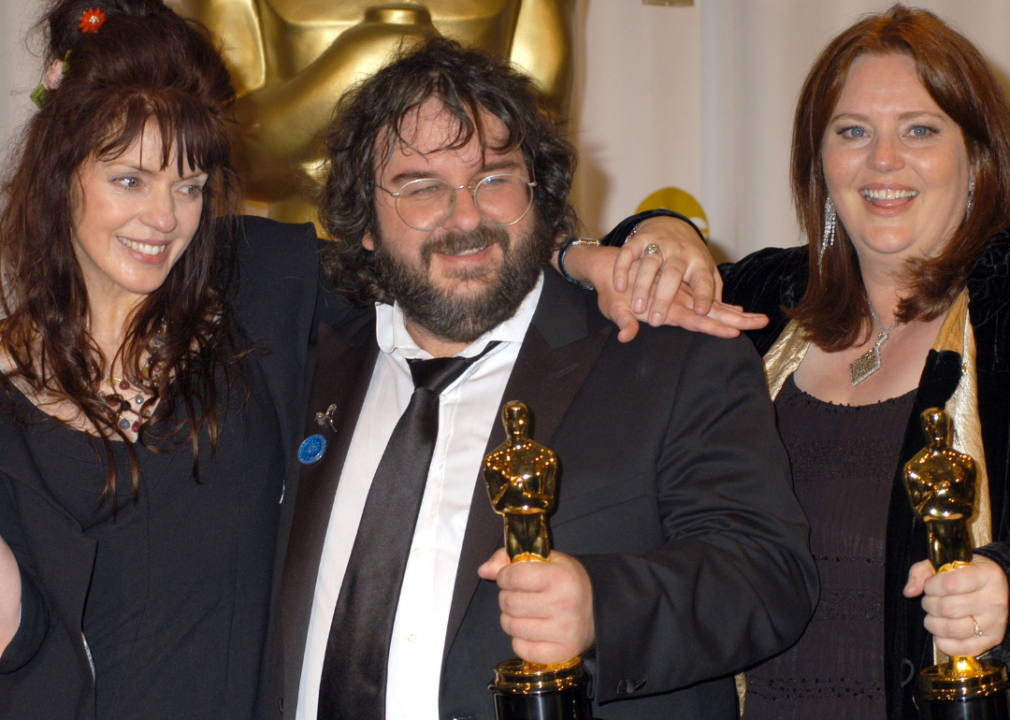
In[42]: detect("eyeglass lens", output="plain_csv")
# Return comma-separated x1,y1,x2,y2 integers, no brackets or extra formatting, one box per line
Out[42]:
394,175,534,231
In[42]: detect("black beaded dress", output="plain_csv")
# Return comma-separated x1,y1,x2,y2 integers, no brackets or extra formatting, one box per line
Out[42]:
743,374,916,720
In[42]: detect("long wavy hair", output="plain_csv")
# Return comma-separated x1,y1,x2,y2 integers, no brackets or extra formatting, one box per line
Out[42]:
790,4,1010,350
319,36,578,304
0,0,245,502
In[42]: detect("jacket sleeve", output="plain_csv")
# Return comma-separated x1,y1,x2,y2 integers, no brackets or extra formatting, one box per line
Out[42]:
598,209,705,248
718,246,809,314
717,247,810,355
971,542,1010,663
232,215,327,355
597,211,810,322
577,331,818,704
0,477,49,674
232,215,368,358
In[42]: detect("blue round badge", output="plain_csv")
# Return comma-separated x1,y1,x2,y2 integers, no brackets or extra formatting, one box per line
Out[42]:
298,434,327,465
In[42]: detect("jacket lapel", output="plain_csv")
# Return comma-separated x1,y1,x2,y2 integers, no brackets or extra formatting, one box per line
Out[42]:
281,314,379,704
443,270,611,658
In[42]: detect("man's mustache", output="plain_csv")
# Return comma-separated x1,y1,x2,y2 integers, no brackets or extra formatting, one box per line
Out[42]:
420,226,510,267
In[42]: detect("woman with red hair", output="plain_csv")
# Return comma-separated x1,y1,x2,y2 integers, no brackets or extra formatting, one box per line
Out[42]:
609,5,1010,718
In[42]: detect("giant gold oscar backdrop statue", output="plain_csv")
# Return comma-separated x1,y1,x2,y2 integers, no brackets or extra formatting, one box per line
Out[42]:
903,408,1010,720
483,401,594,720
175,0,575,230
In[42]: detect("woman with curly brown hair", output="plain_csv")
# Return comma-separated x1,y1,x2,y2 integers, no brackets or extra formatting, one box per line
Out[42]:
0,2,338,717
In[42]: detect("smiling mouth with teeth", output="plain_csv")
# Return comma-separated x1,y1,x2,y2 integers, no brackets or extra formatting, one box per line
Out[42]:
118,236,168,256
861,189,918,201
448,245,489,257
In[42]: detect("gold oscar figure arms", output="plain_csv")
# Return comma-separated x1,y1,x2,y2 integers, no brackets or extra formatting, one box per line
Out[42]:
484,401,558,563
904,409,977,572
903,408,983,677
175,1,575,226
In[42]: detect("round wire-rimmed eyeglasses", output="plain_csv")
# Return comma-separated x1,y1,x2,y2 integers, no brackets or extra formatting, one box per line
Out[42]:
377,173,537,232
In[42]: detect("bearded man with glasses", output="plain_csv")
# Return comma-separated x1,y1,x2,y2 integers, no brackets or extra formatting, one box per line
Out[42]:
261,37,817,720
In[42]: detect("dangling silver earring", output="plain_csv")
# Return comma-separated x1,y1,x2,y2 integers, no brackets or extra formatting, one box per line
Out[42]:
966,187,974,221
819,197,836,270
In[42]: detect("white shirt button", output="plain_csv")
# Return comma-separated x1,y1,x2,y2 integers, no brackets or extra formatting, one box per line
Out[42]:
407,634,417,643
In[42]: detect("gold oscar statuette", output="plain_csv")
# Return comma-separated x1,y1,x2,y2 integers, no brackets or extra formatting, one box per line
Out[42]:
902,408,1010,719
483,401,593,720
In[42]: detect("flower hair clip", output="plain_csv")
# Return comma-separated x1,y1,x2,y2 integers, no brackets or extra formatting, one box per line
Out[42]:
79,7,106,34
30,8,105,109
30,49,71,109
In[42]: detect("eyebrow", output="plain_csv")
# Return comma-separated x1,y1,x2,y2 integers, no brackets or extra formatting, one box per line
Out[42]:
387,158,526,187
481,159,525,174
103,161,208,180
829,110,949,124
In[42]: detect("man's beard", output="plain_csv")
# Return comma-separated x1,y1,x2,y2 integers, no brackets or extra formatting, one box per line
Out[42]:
373,223,548,344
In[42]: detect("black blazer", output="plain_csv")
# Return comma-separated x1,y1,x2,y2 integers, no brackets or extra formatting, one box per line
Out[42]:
263,268,819,720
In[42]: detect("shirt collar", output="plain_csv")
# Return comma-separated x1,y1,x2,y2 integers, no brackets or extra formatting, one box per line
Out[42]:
375,271,544,360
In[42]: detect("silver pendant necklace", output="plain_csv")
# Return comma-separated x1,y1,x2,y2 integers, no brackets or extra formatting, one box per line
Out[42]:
849,300,899,387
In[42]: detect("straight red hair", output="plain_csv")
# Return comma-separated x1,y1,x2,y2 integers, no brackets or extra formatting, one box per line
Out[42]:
789,4,1010,350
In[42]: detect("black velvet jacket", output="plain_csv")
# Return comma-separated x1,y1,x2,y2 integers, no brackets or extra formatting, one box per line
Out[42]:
603,214,1010,718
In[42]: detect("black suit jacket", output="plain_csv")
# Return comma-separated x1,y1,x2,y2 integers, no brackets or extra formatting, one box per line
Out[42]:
264,269,818,720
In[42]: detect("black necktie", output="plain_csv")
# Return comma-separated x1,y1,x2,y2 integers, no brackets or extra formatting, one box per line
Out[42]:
317,343,499,719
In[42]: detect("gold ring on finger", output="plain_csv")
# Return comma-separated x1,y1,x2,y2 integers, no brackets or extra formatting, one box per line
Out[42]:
644,243,661,255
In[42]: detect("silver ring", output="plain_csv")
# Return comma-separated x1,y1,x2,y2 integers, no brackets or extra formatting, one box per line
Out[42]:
972,615,983,638
644,243,661,256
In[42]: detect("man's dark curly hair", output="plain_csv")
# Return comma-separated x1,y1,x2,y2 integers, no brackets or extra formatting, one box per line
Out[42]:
318,36,578,305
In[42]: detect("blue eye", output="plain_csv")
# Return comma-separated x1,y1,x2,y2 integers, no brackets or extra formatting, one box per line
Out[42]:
841,126,866,138
910,126,936,137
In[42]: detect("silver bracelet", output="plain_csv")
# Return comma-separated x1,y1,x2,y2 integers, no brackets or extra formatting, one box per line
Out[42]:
557,237,601,291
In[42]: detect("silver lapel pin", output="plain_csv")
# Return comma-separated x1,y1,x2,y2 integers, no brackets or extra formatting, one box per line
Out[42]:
315,403,338,433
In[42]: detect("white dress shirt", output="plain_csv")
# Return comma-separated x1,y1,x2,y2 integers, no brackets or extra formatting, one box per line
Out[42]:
297,274,543,720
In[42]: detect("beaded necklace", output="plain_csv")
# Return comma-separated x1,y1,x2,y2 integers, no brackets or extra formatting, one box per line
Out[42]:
98,333,163,438
101,376,149,434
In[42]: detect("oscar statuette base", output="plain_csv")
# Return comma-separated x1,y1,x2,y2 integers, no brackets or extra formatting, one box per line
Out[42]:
490,657,594,720
916,662,1010,720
